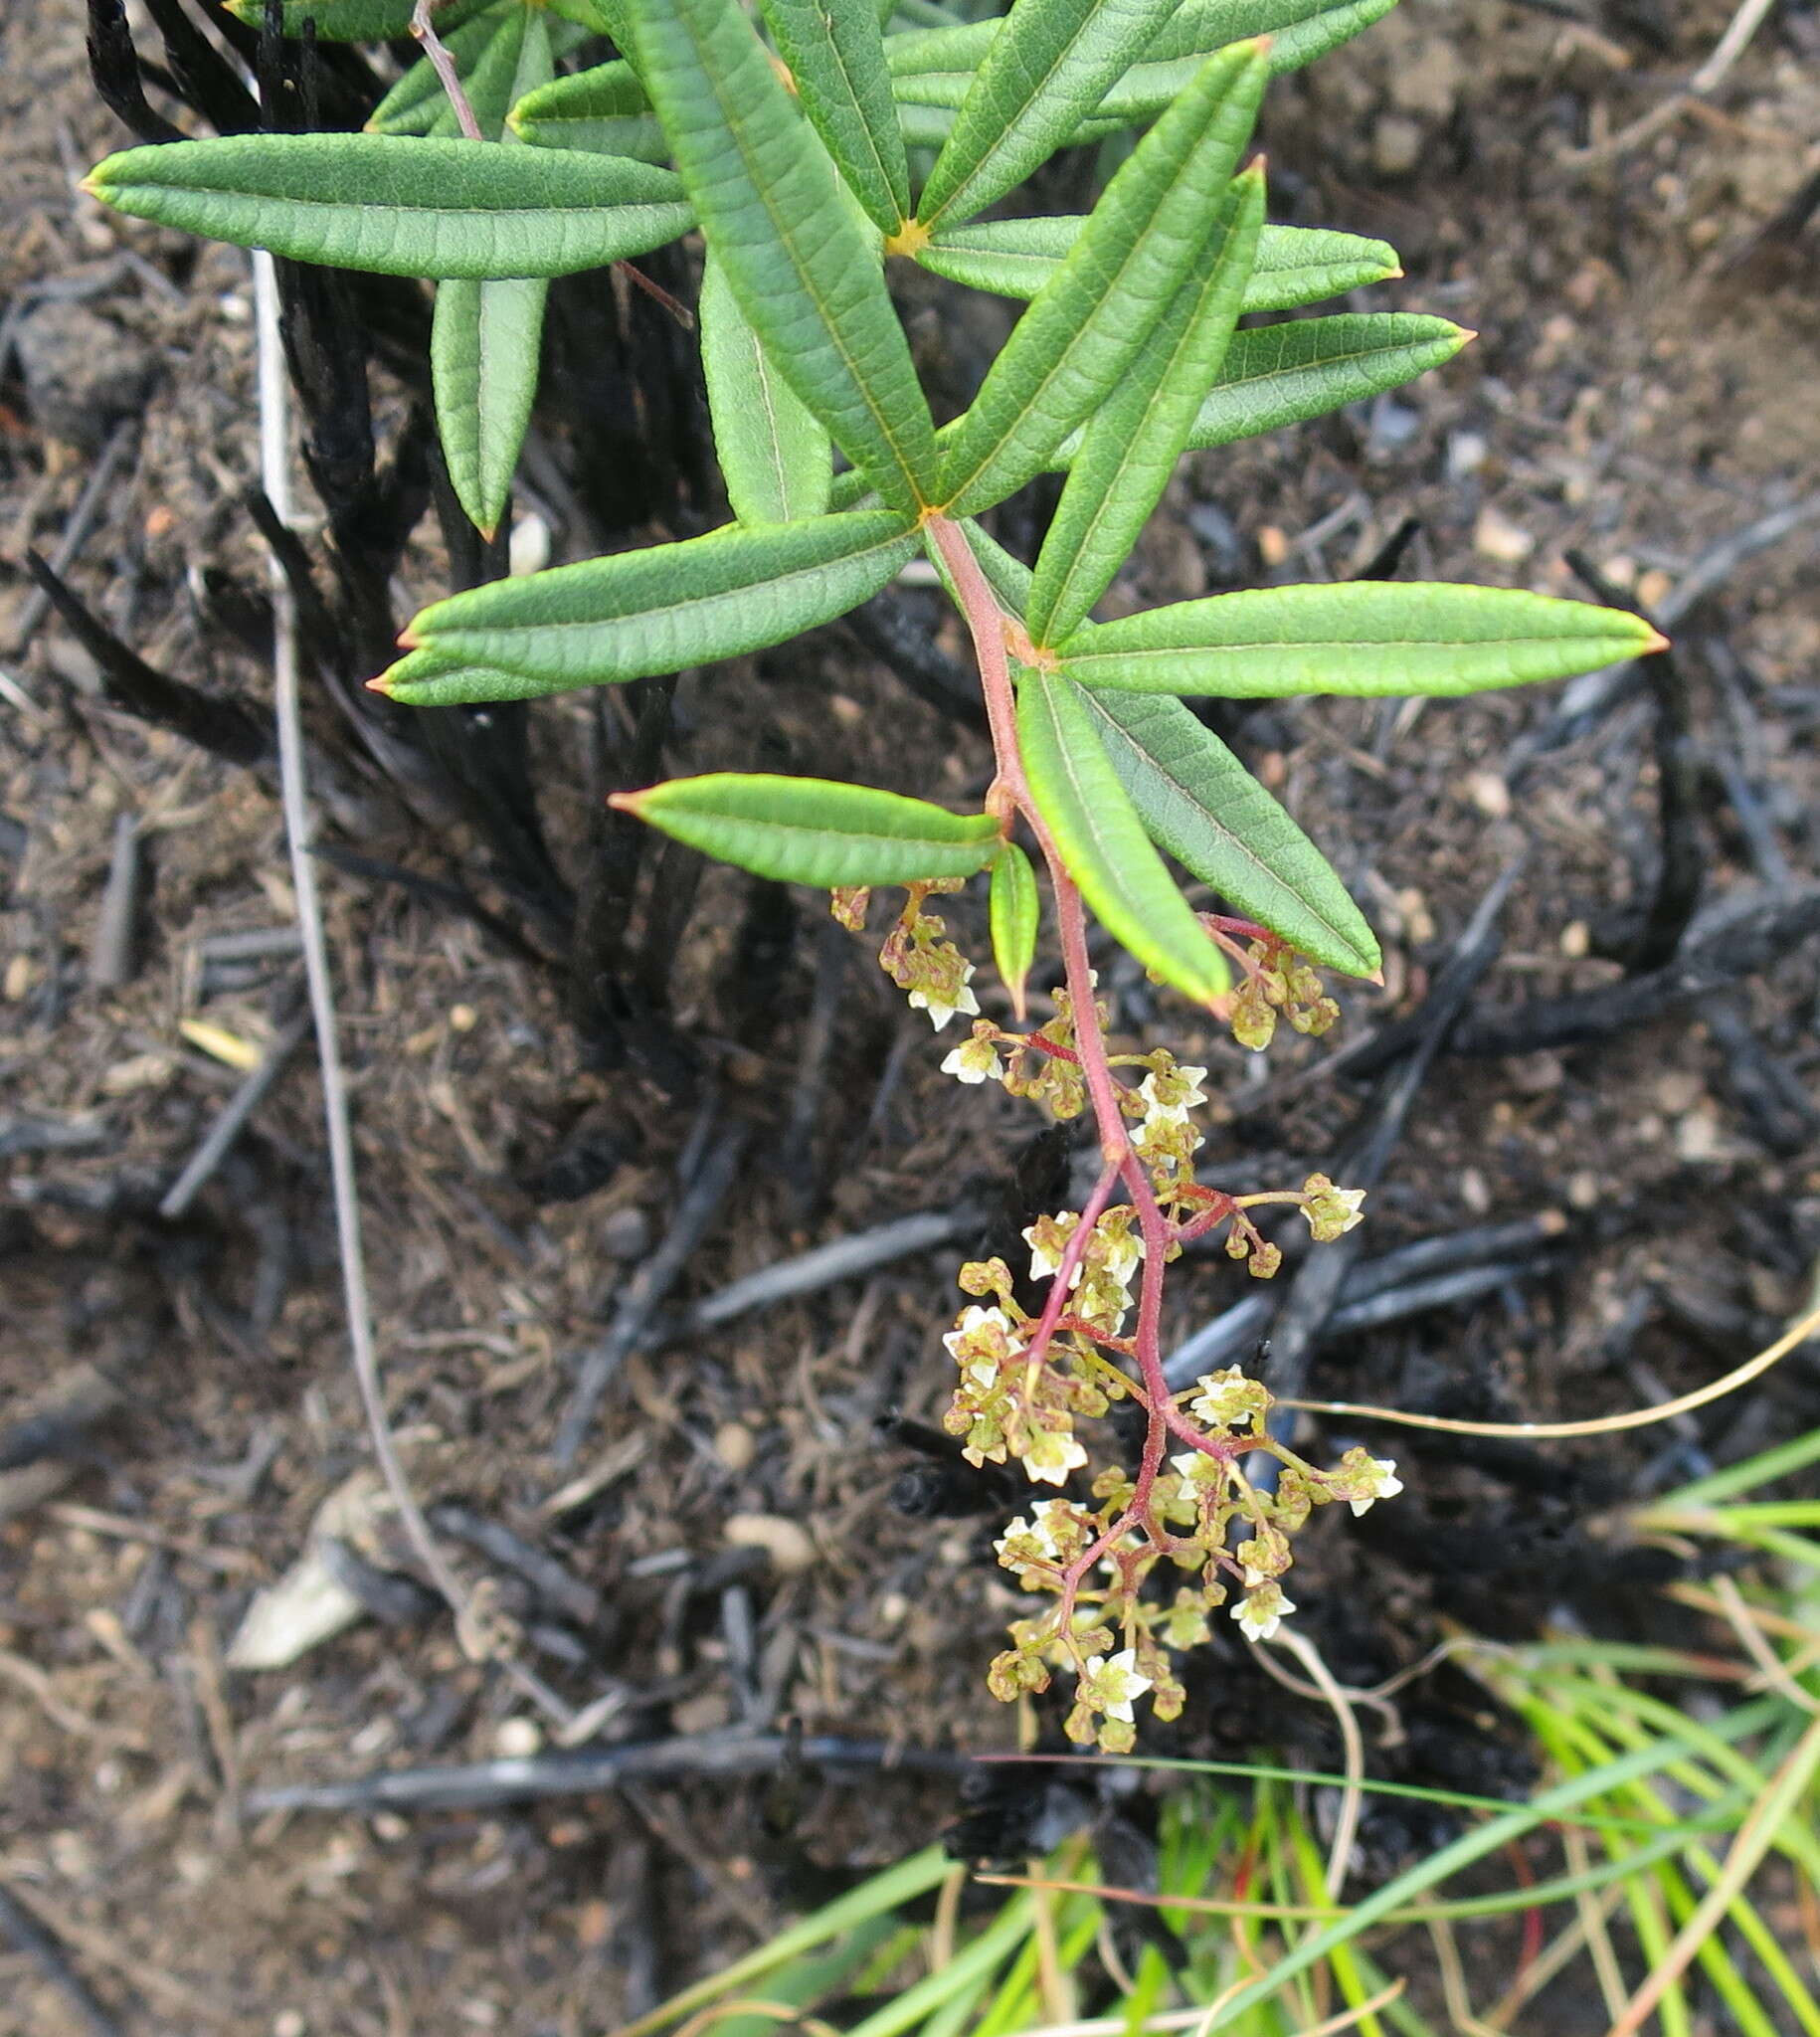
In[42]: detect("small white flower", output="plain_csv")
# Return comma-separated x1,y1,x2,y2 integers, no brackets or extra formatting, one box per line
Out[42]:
1188,1367,1264,1431
941,1039,1001,1083
1082,1647,1153,1723
1137,1064,1208,1125
944,1304,1011,1364
1232,1585,1295,1642
1348,1455,1402,1517
1026,1497,1072,1559
1022,1216,1084,1287
966,1358,998,1391
1170,1447,1219,1487
908,971,980,1030
1023,1427,1089,1485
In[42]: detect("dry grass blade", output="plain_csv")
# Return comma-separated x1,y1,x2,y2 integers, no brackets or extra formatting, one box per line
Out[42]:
1601,1711,1820,2037
1287,1300,1820,1438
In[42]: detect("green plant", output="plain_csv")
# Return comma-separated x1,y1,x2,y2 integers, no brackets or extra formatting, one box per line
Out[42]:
86,0,1665,1745
603,1413,1820,2037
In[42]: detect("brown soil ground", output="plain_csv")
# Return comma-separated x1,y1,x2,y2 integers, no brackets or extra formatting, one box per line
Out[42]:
3,0,1819,2030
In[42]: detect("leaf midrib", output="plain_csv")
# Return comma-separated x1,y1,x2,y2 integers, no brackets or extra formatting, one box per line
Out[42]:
678,4,927,507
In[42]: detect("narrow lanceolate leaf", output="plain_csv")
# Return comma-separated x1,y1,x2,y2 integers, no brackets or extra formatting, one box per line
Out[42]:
612,775,1001,887
912,0,1183,233
989,841,1041,1018
1052,583,1668,699
1183,313,1470,453
756,0,910,235
1078,689,1380,976
627,0,938,512
699,255,832,524
84,136,691,280
372,644,526,707
1026,165,1264,648
383,511,920,701
919,218,1399,311
431,9,558,533
1017,669,1230,1005
1142,0,1401,68
226,0,491,39
433,277,549,535
934,42,1268,518
508,64,669,163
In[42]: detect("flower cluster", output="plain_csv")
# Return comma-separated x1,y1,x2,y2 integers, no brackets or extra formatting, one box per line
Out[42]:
984,1364,1401,1750
834,887,1397,1755
1220,932,1344,1053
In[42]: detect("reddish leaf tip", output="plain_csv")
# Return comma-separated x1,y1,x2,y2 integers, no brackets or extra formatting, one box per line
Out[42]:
366,673,394,695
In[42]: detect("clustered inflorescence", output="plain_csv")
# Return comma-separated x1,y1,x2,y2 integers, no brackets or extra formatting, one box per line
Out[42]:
837,884,1401,1753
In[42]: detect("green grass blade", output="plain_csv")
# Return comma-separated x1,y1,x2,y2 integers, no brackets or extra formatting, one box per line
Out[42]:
615,1846,953,2037
384,510,920,700
989,841,1041,1014
1195,1697,1786,2031
85,135,692,280
1077,688,1379,976
1054,581,1665,699
628,0,938,512
1016,668,1230,1005
934,42,1268,517
756,0,911,234
432,277,550,536
613,774,1001,887
508,63,670,163
1656,1423,1820,1509
918,216,1400,311
843,1896,1034,2037
912,0,1183,232
699,255,832,523
1025,164,1264,647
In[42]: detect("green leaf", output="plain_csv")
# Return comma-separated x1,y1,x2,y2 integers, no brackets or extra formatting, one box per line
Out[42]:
1142,0,1401,68
1077,688,1379,976
422,1,575,139
1183,312,1470,453
699,254,832,524
84,135,691,280
611,774,1001,887
1026,164,1264,648
368,6,513,135
989,841,1041,1017
1016,668,1229,1004
912,0,1183,232
934,42,1268,518
1052,582,1668,699
433,278,549,536
384,510,920,701
225,0,492,40
884,19,997,86
626,0,939,513
919,218,1399,311
508,63,669,163
756,0,911,235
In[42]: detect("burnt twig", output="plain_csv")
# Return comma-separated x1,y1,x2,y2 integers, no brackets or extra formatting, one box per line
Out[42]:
1568,550,1703,973
0,1883,123,2037
553,1120,755,1464
246,1731,969,1815
158,1006,311,1220
24,551,271,766
685,1204,981,1332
